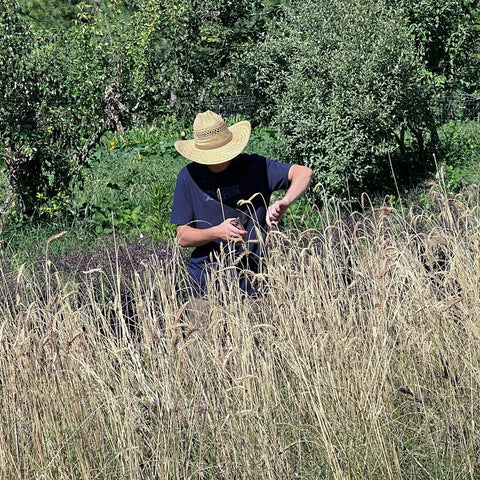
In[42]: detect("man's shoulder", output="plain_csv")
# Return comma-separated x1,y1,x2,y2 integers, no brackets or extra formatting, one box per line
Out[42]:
236,153,269,173
240,153,291,174
177,162,199,181
240,153,288,167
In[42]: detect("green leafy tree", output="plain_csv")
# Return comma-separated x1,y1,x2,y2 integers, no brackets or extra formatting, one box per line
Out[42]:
17,0,81,31
244,0,435,203
0,0,146,220
125,0,270,123
391,0,480,93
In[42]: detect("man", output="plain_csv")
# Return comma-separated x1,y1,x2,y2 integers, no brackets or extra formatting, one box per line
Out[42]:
171,110,313,297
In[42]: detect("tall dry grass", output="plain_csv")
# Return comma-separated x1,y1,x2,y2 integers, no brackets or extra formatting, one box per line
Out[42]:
1,187,480,479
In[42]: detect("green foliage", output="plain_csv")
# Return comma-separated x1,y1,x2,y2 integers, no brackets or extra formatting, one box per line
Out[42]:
2,0,478,234
436,120,480,191
244,124,280,160
391,0,480,93
121,0,269,123
0,0,275,224
73,131,187,241
1,5,94,216
246,0,436,204
141,181,176,239
16,0,81,31
0,0,156,219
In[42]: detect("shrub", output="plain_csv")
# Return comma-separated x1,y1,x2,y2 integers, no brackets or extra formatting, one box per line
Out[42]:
391,0,480,93
0,0,160,221
246,0,437,204
1,6,102,217
436,120,480,191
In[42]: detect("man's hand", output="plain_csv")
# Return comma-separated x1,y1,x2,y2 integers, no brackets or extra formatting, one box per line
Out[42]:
177,218,247,248
266,199,290,228
218,218,248,244
266,165,313,228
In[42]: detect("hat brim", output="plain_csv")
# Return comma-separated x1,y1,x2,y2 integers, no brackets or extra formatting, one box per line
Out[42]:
175,120,251,165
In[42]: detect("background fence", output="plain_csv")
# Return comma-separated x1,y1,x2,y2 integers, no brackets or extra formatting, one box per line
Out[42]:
434,92,480,124
199,94,256,119
195,91,479,124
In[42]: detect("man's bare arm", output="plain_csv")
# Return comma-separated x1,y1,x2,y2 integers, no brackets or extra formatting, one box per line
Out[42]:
267,164,314,228
177,220,247,248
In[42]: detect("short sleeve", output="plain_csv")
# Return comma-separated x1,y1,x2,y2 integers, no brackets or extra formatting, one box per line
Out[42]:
170,167,194,226
265,157,292,192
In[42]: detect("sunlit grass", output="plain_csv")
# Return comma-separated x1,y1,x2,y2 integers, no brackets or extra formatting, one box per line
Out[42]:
1,186,480,479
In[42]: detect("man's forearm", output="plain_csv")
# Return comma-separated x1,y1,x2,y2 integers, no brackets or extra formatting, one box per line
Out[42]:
177,225,220,248
266,164,314,227
283,164,314,205
177,219,247,248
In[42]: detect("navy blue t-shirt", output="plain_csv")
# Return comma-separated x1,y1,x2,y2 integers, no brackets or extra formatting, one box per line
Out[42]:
170,153,292,296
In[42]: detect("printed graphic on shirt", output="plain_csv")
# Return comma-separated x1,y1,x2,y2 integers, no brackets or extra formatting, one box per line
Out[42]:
204,193,215,202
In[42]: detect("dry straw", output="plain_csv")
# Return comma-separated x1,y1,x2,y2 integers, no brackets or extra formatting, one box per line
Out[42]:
1,187,480,478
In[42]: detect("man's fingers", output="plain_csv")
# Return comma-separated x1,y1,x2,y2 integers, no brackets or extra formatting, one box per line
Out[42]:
266,213,278,228
267,199,289,228
230,218,247,234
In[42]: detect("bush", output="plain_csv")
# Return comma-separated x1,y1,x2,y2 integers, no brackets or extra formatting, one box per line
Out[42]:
0,0,162,221
391,0,480,93
246,0,437,204
436,120,480,191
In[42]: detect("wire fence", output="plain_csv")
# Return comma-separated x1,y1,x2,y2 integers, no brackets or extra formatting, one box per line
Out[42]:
195,91,479,124
199,94,256,119
432,92,480,124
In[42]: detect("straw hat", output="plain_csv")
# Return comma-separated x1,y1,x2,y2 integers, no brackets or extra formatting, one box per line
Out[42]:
175,110,251,165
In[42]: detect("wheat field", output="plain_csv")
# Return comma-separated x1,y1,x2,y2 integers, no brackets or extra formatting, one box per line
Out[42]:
1,188,480,479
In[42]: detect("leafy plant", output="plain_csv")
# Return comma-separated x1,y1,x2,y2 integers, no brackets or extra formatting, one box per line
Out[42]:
0,0,165,223
436,120,480,191
141,181,176,240
391,0,480,93
71,129,186,240
245,0,437,205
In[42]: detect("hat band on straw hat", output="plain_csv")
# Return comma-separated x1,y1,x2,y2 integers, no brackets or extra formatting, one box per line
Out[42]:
194,124,233,150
